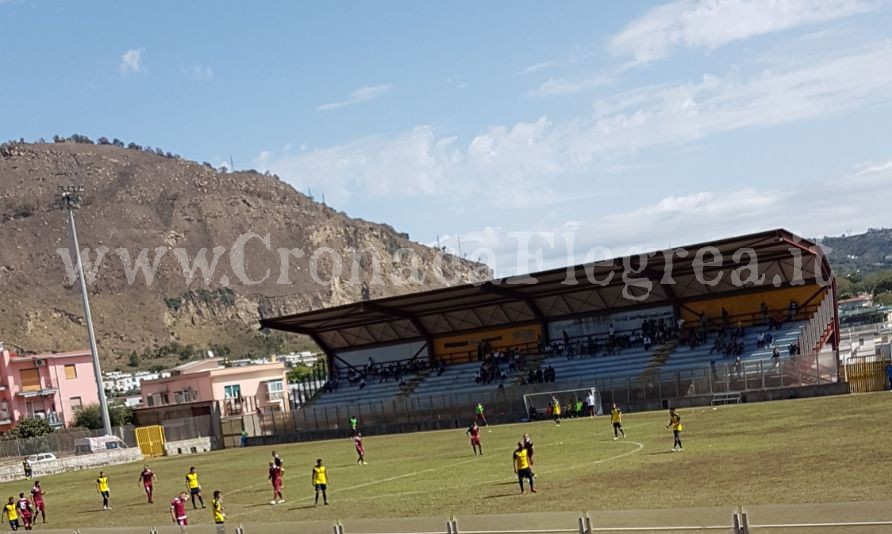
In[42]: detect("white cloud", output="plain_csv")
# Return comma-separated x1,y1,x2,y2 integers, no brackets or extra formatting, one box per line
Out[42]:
258,41,892,213
611,0,873,62
317,84,393,111
531,75,614,97
444,160,892,276
521,60,559,74
119,48,145,76
184,64,214,81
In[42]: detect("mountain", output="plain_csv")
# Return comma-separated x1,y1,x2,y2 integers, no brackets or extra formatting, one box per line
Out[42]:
818,228,892,275
0,140,489,369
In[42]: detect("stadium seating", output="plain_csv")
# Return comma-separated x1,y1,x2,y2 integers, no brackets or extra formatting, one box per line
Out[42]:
409,361,513,399
534,347,658,384
659,321,805,373
310,372,421,408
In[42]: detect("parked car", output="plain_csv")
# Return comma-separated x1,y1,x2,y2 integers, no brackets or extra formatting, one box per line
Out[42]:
74,436,128,455
26,453,57,463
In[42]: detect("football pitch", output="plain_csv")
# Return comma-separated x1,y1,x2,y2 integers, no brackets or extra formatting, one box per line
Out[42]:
2,392,890,529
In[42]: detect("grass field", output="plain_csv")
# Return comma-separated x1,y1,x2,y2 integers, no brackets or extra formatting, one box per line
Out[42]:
1,392,890,529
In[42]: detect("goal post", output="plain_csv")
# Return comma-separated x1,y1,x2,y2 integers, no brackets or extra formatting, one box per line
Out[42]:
522,387,602,421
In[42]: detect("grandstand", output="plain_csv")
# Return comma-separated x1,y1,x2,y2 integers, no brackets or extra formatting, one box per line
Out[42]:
262,229,841,436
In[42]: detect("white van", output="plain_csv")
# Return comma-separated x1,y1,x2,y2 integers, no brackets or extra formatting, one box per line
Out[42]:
74,436,128,455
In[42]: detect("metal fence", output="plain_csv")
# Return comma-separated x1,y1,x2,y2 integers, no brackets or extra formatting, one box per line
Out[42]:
22,507,892,534
239,344,840,443
162,415,214,442
0,425,135,460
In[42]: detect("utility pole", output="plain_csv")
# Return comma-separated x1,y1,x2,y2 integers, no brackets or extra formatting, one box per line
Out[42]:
58,185,112,435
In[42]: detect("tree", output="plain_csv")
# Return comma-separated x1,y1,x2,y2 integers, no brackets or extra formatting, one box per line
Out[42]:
97,137,111,145
128,352,140,368
74,404,134,429
8,417,52,439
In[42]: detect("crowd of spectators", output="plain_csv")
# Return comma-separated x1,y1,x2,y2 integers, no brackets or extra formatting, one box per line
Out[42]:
521,365,556,385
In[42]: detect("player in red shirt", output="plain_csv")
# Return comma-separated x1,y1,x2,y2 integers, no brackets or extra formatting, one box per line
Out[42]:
466,421,483,455
29,481,45,524
354,433,367,465
16,492,33,531
170,491,188,527
138,465,157,504
268,461,285,505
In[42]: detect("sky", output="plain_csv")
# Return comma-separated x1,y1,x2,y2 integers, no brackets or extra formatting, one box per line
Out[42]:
2,0,892,276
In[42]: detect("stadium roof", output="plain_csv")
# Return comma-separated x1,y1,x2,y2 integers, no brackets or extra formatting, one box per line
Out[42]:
261,229,832,354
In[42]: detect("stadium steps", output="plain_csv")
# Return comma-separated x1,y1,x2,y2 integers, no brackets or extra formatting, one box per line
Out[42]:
394,369,432,399
639,340,678,382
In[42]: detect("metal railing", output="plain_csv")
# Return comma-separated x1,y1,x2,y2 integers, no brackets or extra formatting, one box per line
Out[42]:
63,509,892,534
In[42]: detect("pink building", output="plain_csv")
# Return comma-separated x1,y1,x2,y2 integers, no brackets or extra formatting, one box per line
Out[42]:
139,359,288,415
0,348,101,432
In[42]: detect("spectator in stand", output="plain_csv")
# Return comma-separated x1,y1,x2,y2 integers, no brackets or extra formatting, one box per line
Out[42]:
643,335,652,351
756,332,765,348
772,346,781,368
734,356,743,379
788,341,800,356
721,307,730,329
760,302,769,326
789,300,798,321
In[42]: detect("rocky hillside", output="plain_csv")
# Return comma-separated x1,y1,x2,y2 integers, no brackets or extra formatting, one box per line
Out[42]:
819,228,892,274
0,141,489,368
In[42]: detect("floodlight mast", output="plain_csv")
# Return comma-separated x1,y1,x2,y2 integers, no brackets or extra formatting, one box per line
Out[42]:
59,185,112,436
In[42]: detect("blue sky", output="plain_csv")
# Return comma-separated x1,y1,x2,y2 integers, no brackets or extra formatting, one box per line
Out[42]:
2,0,892,275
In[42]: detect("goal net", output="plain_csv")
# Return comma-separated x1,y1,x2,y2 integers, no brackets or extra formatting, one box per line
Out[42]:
522,388,602,421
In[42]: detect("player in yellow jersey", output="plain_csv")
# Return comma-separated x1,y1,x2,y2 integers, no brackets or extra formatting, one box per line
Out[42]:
551,396,561,426
96,471,111,510
513,442,536,494
666,408,683,451
311,459,329,506
3,496,19,531
185,467,205,509
610,403,626,440
212,490,225,533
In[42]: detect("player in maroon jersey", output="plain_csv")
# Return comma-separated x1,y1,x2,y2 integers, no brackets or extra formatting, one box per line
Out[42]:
170,491,188,527
268,461,285,504
29,481,45,524
138,465,157,504
16,493,33,531
466,421,483,455
353,433,367,464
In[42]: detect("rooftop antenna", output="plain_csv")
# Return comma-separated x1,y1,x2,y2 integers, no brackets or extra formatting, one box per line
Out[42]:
457,235,464,258
230,156,234,172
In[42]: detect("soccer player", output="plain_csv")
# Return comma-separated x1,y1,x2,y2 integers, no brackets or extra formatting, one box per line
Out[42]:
4,496,19,531
212,490,225,533
170,491,189,528
22,458,32,480
272,451,285,488
29,481,45,524
138,465,157,504
466,422,483,456
185,467,205,508
354,433,367,464
16,493,32,531
475,402,488,428
513,442,536,494
610,404,626,440
269,461,285,504
666,408,684,451
96,471,111,510
551,396,561,426
522,433,536,477
312,458,329,506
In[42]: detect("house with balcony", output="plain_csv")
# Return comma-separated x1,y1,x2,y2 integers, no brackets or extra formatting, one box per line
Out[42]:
0,347,101,433
137,358,289,418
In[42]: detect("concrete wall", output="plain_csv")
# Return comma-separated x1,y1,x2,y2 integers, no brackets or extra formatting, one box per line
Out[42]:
164,437,213,456
0,448,143,483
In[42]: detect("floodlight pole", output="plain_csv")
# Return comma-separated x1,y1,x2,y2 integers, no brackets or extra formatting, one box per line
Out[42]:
61,186,112,436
